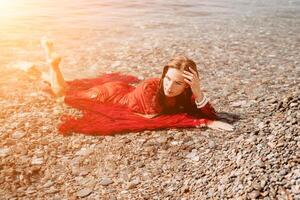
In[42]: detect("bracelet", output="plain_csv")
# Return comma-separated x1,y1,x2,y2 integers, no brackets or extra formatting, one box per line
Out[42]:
195,95,209,108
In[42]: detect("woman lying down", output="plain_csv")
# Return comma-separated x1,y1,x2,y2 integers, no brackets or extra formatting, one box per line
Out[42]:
36,38,235,136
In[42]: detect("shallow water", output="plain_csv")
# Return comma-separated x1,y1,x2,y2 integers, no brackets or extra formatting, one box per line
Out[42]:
1,0,299,77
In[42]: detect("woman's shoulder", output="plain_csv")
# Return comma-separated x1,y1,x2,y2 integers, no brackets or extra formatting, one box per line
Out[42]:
128,77,162,114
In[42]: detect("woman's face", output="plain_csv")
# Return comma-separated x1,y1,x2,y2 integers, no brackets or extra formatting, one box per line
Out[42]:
163,68,189,97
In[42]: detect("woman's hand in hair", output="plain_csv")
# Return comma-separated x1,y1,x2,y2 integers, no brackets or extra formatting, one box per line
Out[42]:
182,67,203,98
207,121,234,131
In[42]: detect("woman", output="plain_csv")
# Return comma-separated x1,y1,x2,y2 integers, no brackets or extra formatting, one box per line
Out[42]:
41,38,234,135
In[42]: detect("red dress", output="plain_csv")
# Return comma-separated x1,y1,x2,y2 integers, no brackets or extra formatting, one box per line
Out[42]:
59,72,218,136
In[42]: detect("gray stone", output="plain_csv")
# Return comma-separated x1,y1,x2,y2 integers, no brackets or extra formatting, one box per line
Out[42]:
11,131,26,139
127,180,140,189
75,147,93,156
76,188,93,198
248,190,260,199
99,177,114,186
186,150,200,162
231,100,247,107
208,140,216,149
0,148,10,157
31,157,44,165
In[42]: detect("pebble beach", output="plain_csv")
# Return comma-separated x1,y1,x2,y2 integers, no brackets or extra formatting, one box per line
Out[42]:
0,0,299,199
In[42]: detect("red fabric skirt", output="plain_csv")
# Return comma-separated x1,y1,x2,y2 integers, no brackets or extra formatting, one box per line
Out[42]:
58,73,212,136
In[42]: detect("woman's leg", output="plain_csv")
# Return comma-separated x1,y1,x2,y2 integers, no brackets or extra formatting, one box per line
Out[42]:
41,38,68,97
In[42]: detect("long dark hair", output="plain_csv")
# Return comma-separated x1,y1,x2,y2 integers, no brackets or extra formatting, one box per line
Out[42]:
155,56,200,115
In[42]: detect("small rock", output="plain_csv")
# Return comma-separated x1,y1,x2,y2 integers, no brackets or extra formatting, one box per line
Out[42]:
46,187,59,194
52,108,61,115
77,177,95,187
99,177,113,186
0,148,11,157
170,141,179,145
127,179,140,189
252,181,262,191
291,185,300,194
260,179,267,188
75,147,93,156
267,142,276,148
111,61,121,68
186,150,200,162
261,190,269,197
208,140,216,149
43,180,54,188
248,190,260,199
269,186,276,197
247,135,257,143
254,159,265,168
276,142,285,148
76,188,93,198
279,169,287,176
79,169,90,176
258,122,265,129
31,157,44,165
11,131,26,139
26,189,36,194
231,100,247,107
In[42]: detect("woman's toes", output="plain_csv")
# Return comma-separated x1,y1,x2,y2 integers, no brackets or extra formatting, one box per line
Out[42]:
41,37,54,52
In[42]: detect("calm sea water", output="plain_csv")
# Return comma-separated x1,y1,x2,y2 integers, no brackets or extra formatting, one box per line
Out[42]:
0,0,299,72
1,0,299,29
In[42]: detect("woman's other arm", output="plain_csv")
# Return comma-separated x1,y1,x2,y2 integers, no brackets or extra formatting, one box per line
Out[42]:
192,95,234,131
197,101,218,120
191,93,218,120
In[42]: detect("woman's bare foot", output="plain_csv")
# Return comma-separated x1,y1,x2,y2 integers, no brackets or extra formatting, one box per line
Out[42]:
41,37,61,70
41,37,54,58
41,37,68,97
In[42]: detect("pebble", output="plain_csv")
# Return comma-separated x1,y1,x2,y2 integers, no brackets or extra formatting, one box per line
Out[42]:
231,100,247,107
99,177,114,186
267,142,276,149
43,181,54,188
126,179,140,189
291,185,300,194
75,147,93,156
260,179,267,188
247,135,257,143
76,188,93,198
208,140,216,149
11,131,27,139
254,159,265,168
46,187,59,194
0,148,11,157
186,149,200,162
258,122,265,129
79,169,90,176
252,181,262,191
248,190,260,199
31,157,44,165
